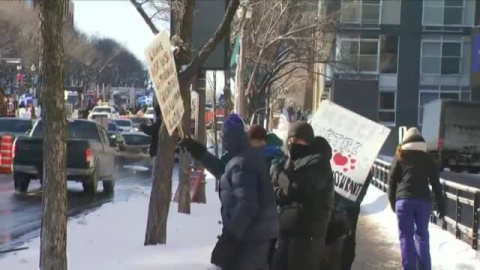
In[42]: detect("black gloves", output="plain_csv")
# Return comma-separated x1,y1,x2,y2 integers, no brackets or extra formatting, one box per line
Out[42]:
179,137,207,160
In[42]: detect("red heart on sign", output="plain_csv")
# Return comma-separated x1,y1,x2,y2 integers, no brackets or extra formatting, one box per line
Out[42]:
333,153,349,166
350,159,356,164
351,165,356,170
343,168,348,172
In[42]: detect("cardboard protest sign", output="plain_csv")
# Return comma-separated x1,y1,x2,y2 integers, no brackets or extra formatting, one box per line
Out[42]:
145,31,184,136
310,101,391,203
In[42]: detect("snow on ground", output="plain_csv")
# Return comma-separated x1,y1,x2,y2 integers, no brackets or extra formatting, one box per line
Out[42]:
360,185,480,270
1,173,479,270
0,176,222,270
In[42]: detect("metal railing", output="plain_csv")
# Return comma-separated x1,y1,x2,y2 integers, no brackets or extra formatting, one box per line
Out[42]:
371,158,480,250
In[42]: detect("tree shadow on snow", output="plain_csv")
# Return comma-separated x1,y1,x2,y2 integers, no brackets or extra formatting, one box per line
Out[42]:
360,193,388,215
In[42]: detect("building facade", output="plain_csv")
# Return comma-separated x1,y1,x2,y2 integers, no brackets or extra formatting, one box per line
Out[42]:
313,0,480,154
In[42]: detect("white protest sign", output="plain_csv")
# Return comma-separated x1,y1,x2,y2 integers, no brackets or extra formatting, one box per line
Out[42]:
145,31,184,136
310,101,391,202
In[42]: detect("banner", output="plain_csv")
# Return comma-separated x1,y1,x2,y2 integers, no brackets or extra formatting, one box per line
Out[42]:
145,31,184,135
310,101,391,202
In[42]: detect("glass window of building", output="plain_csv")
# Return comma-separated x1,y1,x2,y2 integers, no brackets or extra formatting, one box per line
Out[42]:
378,90,396,125
423,0,475,26
421,40,462,75
341,0,381,25
418,86,470,124
338,38,380,73
380,36,399,73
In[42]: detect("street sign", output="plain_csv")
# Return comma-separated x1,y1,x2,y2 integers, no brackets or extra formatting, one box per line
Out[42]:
310,101,391,203
145,31,184,136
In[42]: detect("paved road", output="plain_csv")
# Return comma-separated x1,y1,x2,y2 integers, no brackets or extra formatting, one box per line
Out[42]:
0,170,152,253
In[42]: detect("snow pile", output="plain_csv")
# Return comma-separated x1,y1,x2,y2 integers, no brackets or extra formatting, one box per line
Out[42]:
0,179,222,270
360,186,480,270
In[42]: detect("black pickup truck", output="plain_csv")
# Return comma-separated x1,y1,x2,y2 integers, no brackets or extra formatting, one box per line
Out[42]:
13,119,117,194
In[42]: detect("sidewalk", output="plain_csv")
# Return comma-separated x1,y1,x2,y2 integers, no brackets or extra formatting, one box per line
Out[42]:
0,176,479,269
354,186,480,270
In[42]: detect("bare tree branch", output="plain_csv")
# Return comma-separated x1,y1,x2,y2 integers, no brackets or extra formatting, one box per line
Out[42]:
130,0,160,34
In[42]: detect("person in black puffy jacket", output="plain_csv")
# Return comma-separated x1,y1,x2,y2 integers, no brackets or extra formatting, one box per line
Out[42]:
270,122,334,270
388,127,445,270
181,114,279,270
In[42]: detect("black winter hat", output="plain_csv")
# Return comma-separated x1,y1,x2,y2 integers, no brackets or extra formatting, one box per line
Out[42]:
288,121,314,144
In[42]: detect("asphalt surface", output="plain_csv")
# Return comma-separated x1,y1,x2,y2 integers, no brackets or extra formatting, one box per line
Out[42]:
0,170,152,253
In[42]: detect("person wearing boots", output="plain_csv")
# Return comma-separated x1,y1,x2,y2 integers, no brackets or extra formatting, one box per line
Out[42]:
388,127,445,270
270,122,334,270
180,114,279,270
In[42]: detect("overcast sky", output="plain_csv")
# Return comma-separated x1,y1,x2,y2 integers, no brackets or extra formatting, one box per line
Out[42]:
74,0,165,62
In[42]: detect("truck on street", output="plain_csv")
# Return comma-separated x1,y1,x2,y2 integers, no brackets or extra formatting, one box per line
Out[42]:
13,119,117,194
422,100,480,173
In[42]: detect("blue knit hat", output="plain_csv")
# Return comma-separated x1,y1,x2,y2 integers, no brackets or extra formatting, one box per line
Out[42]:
223,114,244,133
222,114,248,155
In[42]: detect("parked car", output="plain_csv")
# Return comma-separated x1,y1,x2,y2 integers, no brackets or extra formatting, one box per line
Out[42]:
112,119,133,133
108,121,120,136
0,118,34,137
130,116,151,132
13,119,117,194
116,132,152,171
143,107,155,120
88,106,119,120
422,100,480,173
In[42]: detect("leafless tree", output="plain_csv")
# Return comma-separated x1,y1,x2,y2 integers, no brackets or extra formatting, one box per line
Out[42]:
238,0,337,119
132,0,240,245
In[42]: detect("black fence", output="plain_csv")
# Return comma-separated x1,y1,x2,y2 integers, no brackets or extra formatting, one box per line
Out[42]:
371,158,480,250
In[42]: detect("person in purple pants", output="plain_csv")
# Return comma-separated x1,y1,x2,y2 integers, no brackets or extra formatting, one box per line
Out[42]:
388,128,445,270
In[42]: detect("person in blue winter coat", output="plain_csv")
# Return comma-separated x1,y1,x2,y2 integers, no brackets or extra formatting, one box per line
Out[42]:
180,114,279,270
388,127,445,270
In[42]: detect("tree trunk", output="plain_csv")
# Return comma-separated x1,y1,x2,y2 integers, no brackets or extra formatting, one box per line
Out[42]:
39,0,67,269
177,80,192,214
144,123,178,245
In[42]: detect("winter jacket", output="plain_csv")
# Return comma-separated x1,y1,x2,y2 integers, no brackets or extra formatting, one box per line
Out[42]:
200,126,279,242
388,132,445,214
271,137,334,237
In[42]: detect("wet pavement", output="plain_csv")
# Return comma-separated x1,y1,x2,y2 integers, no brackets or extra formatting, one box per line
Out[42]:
353,214,402,270
0,171,152,253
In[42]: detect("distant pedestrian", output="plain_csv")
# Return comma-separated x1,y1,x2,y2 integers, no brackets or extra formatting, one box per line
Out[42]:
139,103,161,157
388,128,445,270
181,114,279,270
270,122,334,270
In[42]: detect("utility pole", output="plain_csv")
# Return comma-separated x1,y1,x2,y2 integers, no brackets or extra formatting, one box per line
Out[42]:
194,70,207,203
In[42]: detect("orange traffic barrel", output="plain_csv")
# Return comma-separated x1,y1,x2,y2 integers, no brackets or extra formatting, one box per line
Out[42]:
0,135,13,174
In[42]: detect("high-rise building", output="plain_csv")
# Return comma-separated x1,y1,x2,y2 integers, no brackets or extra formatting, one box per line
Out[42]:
313,0,480,154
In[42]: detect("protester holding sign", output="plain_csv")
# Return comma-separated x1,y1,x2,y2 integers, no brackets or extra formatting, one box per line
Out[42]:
181,114,279,270
388,128,445,270
270,121,334,270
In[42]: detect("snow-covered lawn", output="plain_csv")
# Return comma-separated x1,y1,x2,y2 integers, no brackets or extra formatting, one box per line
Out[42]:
1,175,479,270
0,177,222,270
360,186,480,270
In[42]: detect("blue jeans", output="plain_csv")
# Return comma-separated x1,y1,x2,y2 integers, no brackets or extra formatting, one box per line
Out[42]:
396,199,432,270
